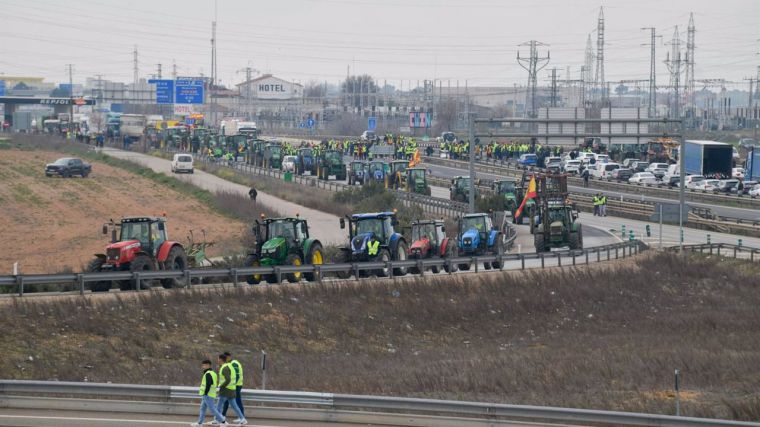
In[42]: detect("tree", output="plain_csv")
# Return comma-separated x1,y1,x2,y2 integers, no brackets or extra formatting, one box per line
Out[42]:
304,80,326,100
50,87,70,97
433,98,458,134
341,74,378,108
615,84,629,95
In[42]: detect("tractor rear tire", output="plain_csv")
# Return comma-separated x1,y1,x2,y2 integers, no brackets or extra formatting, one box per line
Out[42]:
244,255,262,285
376,249,391,277
304,242,324,282
87,257,111,292
491,237,505,269
425,187,431,196
130,254,155,290
393,241,408,276
161,246,188,289
265,274,279,284
443,244,459,273
285,253,303,283
336,250,352,279
534,233,547,253
459,261,471,271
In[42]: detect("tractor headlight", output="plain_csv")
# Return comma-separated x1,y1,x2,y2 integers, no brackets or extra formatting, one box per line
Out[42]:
464,238,472,246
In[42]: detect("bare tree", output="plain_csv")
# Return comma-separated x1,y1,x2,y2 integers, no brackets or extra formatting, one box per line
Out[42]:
304,80,326,101
433,98,458,134
341,75,378,108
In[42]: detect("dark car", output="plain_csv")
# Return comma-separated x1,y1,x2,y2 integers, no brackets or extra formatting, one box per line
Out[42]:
45,157,91,178
712,179,740,194
631,161,649,173
608,168,633,182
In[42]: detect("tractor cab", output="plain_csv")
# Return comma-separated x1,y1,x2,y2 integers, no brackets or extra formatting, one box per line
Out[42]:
349,160,368,185
254,217,309,257
405,167,431,195
410,220,445,254
105,216,169,259
337,211,408,277
493,178,519,211
450,176,478,202
264,144,283,168
226,135,248,154
457,213,497,254
368,161,388,182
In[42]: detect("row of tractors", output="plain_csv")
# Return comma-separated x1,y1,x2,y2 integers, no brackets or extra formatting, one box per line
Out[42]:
347,159,431,195
85,210,511,292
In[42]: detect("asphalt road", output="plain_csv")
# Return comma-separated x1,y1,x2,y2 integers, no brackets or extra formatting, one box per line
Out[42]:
102,148,344,245
424,160,760,222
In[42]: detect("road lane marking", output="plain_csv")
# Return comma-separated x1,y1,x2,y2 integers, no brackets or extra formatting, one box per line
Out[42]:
0,414,279,426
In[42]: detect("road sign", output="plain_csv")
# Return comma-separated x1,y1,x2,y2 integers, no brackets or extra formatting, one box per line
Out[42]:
148,79,174,104
0,80,5,97
173,104,194,116
408,112,432,128
368,116,377,131
174,79,204,104
307,118,315,128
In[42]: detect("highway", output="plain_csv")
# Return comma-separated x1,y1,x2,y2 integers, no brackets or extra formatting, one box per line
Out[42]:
423,159,760,222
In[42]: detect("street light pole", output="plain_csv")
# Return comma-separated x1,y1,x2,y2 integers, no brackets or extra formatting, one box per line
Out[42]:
468,114,475,213
678,119,685,253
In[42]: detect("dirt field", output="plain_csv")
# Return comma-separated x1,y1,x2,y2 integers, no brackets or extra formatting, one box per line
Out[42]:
0,149,247,274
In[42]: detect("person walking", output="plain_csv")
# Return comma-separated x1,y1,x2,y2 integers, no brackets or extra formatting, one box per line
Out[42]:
581,167,590,188
191,359,227,427
248,186,257,203
600,193,608,217
592,193,601,216
221,352,245,422
216,354,247,425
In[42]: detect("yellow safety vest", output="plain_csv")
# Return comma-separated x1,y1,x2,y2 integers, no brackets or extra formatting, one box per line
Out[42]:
230,359,243,387
367,240,380,256
219,363,237,391
199,370,218,398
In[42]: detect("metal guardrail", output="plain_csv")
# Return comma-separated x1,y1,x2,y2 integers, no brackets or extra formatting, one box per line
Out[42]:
0,380,757,427
670,243,760,260
0,241,641,296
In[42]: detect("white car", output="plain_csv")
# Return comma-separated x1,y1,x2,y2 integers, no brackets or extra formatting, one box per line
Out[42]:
171,153,194,174
282,155,297,172
732,167,745,180
694,179,720,191
749,184,760,197
629,172,658,184
594,154,610,164
685,175,705,189
646,163,670,173
543,156,562,168
563,159,582,174
577,152,596,164
593,162,620,179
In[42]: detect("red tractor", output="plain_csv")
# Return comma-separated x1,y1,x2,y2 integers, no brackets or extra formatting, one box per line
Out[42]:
407,219,458,274
88,216,188,292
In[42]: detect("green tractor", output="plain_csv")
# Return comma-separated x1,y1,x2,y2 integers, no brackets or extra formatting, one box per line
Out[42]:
532,174,583,252
404,167,431,195
244,215,325,284
316,149,346,180
514,172,537,225
249,140,267,167
263,143,283,169
386,160,409,189
348,160,367,185
449,176,479,202
493,178,519,217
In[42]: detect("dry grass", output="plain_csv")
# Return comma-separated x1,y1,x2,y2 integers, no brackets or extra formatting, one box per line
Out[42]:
1,253,759,421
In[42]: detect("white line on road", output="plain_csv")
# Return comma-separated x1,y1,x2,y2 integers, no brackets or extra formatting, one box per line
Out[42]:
0,414,280,426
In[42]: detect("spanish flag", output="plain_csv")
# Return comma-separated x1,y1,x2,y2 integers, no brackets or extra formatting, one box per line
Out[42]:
514,176,537,218
408,149,421,167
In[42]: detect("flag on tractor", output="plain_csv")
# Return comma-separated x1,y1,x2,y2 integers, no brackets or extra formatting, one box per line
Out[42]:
514,176,537,218
408,149,421,167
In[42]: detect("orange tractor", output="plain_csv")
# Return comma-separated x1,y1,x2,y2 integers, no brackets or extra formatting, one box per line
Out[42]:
407,219,458,274
88,216,188,292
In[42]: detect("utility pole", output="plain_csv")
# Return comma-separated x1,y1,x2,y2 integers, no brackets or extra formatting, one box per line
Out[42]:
642,27,659,117
517,40,550,118
132,45,138,103
209,0,218,128
665,27,684,120
595,7,605,103
157,63,162,79
549,68,559,107
66,64,74,131
685,13,696,123
172,60,177,80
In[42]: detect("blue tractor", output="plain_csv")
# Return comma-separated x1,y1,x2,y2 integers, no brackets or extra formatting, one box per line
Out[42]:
336,212,408,278
456,213,505,270
296,147,317,175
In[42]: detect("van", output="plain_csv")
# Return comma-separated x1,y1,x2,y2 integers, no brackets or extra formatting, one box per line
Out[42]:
171,153,194,174
593,162,620,179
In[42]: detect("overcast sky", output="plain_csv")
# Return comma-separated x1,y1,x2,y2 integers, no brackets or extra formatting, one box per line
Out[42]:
1,0,758,89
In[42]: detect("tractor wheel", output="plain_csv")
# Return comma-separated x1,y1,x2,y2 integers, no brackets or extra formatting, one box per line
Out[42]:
87,257,111,292
458,261,471,271
265,274,279,284
534,233,547,253
425,186,432,196
430,259,440,274
348,175,354,185
161,246,188,289
376,249,391,277
443,244,459,273
491,237,505,269
409,256,421,275
393,241,408,276
335,250,352,279
569,231,581,250
129,254,155,290
244,254,262,285
483,259,492,270
285,253,303,283
578,225,584,248
304,242,324,282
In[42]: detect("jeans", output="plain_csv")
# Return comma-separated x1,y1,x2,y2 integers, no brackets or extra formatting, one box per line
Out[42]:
197,395,225,424
217,394,244,420
222,386,245,417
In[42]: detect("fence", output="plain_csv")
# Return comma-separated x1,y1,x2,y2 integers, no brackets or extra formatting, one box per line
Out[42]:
670,243,760,261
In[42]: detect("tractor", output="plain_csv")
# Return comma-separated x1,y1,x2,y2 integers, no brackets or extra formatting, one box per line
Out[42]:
244,215,324,284
87,216,188,292
336,212,408,278
348,160,368,185
316,149,346,180
456,213,506,271
263,143,283,169
407,219,457,274
492,178,519,218
514,171,537,225
296,147,318,175
532,174,583,252
449,176,479,202
404,167,431,195
367,160,389,185
386,160,409,189
249,140,267,167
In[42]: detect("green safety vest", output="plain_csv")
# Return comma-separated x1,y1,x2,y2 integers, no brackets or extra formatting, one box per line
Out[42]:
593,196,601,206
230,359,243,387
199,370,218,398
219,363,237,391
367,240,380,256
601,196,607,205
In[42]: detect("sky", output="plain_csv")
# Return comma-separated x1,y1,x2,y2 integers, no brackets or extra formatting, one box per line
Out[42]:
0,0,758,89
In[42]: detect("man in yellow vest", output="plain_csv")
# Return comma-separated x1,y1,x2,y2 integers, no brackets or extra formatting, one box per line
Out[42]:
216,354,247,425
221,352,245,422
192,359,226,427
593,193,601,216
599,193,608,217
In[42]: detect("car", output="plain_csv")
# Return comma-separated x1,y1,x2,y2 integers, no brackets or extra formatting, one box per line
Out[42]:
592,162,620,179
629,172,658,184
631,161,650,172
608,168,633,182
562,159,582,174
685,175,705,189
621,158,639,168
577,152,595,164
170,153,194,174
739,180,758,195
281,155,297,172
651,167,668,179
518,153,538,166
646,162,669,173
360,130,377,142
712,179,740,194
732,167,746,180
543,156,562,168
662,172,681,187
739,138,757,150
694,179,720,192
594,154,610,164
749,184,760,197
45,157,91,178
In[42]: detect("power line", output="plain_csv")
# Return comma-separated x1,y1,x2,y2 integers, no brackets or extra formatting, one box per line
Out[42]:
517,40,550,117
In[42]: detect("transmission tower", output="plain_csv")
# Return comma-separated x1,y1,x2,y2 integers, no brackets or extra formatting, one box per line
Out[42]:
594,7,605,102
642,27,659,117
582,34,594,106
685,13,696,118
132,45,139,103
664,27,684,119
517,40,550,117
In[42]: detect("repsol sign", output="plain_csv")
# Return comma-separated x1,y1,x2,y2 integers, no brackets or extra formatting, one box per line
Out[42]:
258,84,286,92
40,99,72,105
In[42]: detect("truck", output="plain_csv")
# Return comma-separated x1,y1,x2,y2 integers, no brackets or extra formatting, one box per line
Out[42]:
683,140,733,179
746,146,760,182
120,114,146,144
